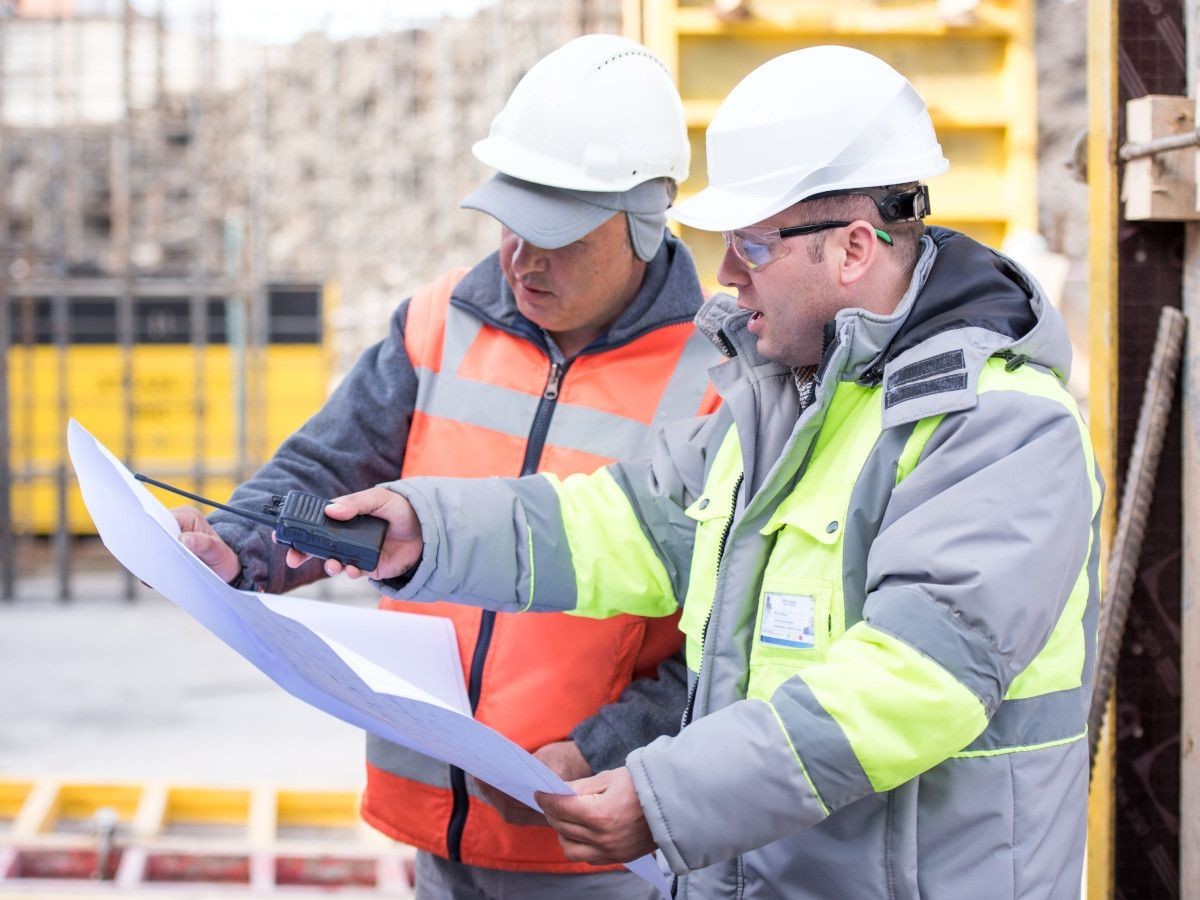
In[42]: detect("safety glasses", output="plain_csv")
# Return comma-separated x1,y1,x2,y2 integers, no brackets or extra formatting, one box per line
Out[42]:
723,221,893,271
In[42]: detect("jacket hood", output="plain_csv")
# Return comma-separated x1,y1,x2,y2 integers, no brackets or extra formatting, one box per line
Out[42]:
448,230,706,354
698,226,1074,428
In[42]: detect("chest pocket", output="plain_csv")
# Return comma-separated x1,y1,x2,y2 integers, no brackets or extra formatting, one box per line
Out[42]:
748,489,848,701
746,382,885,702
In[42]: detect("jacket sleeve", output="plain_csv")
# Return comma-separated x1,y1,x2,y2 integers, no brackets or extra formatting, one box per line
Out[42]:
571,651,688,773
627,385,1102,873
211,299,419,593
376,409,731,617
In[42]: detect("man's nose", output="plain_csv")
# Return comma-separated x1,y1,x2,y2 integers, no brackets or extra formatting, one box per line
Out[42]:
511,238,549,275
717,245,750,289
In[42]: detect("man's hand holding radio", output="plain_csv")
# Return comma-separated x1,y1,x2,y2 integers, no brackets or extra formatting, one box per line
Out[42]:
286,487,424,580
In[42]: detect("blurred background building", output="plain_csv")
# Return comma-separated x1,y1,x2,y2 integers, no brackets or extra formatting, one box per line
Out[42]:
0,0,1088,586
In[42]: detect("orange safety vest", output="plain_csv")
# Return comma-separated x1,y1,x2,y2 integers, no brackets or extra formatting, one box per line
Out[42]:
360,268,721,872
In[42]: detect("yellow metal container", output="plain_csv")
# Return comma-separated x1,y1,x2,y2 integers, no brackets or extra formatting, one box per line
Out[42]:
629,0,1038,287
7,286,331,534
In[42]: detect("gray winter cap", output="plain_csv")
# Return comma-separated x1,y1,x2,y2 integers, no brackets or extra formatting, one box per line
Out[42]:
461,173,675,261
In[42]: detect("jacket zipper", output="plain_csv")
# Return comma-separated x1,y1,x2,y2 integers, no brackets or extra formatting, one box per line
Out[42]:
673,473,742,900
446,351,568,862
681,473,743,729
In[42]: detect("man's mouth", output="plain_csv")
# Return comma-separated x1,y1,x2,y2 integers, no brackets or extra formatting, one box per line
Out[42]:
736,299,761,322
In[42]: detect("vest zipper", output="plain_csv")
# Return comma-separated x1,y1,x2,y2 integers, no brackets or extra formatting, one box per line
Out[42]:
446,351,569,863
520,361,565,469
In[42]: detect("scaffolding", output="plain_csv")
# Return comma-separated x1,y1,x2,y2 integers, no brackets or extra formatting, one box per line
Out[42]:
0,0,621,601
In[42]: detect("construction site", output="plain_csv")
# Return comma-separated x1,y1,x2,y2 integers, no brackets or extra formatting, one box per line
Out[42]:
0,0,1193,896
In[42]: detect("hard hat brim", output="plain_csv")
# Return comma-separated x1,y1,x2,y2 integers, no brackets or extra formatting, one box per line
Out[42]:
475,136,676,194
461,173,620,249
667,184,788,233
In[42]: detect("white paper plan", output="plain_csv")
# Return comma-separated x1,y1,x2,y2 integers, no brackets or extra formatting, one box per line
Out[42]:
67,420,670,896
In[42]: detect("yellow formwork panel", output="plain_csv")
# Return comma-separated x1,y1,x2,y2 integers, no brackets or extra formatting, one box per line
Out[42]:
164,787,252,828
634,0,1037,287
7,343,329,534
55,784,142,829
0,780,362,837
0,782,32,828
276,791,359,831
0,779,391,854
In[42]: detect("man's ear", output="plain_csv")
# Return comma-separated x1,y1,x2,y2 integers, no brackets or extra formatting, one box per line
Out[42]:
837,220,879,287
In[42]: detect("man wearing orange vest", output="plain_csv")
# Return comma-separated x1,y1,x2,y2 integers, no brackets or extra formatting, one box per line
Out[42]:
172,35,722,899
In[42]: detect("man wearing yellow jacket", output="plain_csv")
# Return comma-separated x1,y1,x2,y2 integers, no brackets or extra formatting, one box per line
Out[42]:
305,48,1102,899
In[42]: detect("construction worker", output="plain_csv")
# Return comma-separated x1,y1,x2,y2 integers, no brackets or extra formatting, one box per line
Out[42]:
306,47,1104,898
173,35,721,899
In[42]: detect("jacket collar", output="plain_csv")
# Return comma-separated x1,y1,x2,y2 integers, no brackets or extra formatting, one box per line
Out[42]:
447,231,706,354
698,227,1073,427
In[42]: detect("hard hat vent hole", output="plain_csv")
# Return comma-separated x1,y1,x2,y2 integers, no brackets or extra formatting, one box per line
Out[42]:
594,50,670,76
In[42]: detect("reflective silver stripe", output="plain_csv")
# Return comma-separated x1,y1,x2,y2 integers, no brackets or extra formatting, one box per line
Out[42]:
411,303,484,421
415,309,717,460
415,308,687,460
417,368,536,431
868,585,1008,716
772,678,873,811
442,304,482,372
513,475,578,612
544,405,656,459
366,734,492,799
418,368,657,459
959,688,1088,753
652,326,717,429
841,423,916,626
1081,513,1102,699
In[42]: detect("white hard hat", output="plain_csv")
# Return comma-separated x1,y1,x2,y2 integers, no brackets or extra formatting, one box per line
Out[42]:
472,34,690,192
670,45,949,232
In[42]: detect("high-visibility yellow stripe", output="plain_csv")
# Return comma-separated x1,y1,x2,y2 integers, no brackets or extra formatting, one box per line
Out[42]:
765,700,830,817
895,413,945,485
802,623,989,793
548,470,679,619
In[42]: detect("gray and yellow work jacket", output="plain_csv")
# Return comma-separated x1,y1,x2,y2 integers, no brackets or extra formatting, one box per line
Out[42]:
379,228,1103,899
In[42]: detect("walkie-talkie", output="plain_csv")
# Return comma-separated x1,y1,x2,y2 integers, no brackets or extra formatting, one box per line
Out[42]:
135,474,388,573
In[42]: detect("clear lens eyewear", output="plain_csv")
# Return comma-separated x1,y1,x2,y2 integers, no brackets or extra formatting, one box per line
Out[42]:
723,221,893,271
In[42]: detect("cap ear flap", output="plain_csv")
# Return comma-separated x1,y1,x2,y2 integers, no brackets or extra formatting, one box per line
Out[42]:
627,210,668,262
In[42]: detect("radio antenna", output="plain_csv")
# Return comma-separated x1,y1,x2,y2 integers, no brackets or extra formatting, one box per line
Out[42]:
135,474,278,528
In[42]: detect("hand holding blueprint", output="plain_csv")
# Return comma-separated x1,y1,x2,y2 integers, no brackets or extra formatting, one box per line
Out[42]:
67,420,669,896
